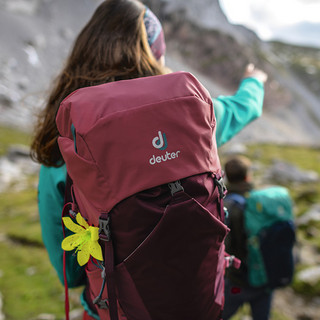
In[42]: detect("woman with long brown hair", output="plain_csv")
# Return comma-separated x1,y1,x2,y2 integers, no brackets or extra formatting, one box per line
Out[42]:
31,0,167,168
31,0,267,319
31,1,168,319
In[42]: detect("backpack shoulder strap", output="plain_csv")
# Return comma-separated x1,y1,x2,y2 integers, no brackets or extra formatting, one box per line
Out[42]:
224,192,247,268
62,173,79,320
224,193,246,223
225,193,246,208
97,213,119,320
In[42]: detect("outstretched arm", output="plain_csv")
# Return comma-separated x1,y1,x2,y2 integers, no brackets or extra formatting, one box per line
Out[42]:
214,64,268,147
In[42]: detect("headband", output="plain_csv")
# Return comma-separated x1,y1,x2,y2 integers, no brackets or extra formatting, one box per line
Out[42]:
143,7,166,60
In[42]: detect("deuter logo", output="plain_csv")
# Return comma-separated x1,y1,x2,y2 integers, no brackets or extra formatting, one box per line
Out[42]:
152,131,167,150
149,130,181,165
149,151,181,165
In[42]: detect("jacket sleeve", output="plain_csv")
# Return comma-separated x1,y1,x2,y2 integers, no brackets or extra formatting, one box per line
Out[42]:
213,77,264,147
38,164,86,288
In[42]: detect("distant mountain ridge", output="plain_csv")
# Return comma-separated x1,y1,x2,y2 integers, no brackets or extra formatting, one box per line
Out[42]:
0,0,319,146
268,21,320,49
146,0,320,146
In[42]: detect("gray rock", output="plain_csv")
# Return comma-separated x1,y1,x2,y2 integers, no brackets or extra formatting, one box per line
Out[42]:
220,142,248,156
264,159,319,184
7,144,31,161
5,0,41,15
296,243,320,265
0,145,39,193
297,266,320,286
296,204,320,226
0,93,13,108
36,314,55,320
69,309,84,320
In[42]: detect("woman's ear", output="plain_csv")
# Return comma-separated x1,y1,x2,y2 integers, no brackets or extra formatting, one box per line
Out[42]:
245,172,252,182
158,55,165,67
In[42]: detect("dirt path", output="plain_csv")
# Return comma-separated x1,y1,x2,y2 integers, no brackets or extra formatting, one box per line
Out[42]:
274,288,320,320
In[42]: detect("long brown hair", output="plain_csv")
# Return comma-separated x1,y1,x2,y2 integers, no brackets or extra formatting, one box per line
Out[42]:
31,0,168,167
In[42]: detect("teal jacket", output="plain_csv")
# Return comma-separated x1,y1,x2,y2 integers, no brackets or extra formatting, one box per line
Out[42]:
38,77,264,311
214,78,263,146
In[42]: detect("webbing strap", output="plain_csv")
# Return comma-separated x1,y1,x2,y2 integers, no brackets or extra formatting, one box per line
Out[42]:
168,181,184,195
62,253,70,320
100,213,119,320
224,253,241,269
62,174,76,320
61,203,71,320
213,174,227,222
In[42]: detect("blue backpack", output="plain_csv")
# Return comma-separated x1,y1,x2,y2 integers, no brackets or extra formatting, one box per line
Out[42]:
225,186,296,289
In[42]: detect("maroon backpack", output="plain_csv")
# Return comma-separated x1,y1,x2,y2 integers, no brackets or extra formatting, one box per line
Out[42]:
57,72,229,320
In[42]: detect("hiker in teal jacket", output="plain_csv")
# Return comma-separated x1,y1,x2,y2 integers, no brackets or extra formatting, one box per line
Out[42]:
31,1,267,318
37,68,267,306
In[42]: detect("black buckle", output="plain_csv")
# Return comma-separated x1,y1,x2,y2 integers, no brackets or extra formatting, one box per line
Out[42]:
214,176,227,199
99,215,111,241
225,255,235,268
168,181,184,195
93,297,109,309
68,209,77,218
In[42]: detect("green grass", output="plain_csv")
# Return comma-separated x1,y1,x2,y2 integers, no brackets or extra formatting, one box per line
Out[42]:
0,126,32,156
227,304,291,320
0,238,83,319
246,144,320,174
0,125,83,319
247,144,320,216
0,186,42,245
291,263,320,298
1,126,320,319
226,303,292,320
0,242,66,319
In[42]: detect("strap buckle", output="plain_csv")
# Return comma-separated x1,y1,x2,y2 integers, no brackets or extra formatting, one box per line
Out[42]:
225,254,241,269
214,176,227,199
168,180,184,195
99,215,111,241
93,297,109,310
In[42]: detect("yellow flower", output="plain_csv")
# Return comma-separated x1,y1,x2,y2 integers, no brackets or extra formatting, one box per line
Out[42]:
61,213,103,266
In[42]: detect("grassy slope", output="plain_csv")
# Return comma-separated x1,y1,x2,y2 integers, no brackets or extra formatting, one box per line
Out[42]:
0,126,83,320
0,126,32,156
246,144,320,215
0,125,319,319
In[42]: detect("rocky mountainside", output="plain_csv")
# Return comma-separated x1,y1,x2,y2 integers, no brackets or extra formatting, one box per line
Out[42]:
0,0,102,129
147,0,320,146
1,0,319,146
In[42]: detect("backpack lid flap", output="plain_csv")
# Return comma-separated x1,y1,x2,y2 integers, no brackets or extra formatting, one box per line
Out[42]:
56,72,221,220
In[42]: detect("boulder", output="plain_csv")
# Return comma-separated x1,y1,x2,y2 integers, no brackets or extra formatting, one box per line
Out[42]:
264,159,319,184
296,204,320,226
